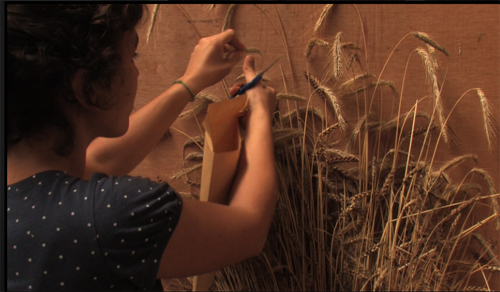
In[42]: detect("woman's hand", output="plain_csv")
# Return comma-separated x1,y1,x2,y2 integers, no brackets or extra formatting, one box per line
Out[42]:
231,55,276,128
180,29,246,94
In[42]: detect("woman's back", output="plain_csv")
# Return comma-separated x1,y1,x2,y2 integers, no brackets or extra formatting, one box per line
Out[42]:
7,170,182,291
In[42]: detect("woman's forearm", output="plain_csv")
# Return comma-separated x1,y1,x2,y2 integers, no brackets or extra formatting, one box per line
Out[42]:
84,29,245,179
84,83,193,179
227,106,279,249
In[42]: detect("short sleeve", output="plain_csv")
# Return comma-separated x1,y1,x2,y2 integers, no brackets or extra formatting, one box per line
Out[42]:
91,174,183,290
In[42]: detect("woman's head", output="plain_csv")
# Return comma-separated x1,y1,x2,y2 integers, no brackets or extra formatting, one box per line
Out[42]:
7,4,146,156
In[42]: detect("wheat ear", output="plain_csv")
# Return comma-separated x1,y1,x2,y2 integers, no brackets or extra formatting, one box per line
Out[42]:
476,89,498,151
412,31,449,57
170,164,202,180
469,168,500,230
331,32,343,79
314,4,334,33
304,72,347,132
305,38,330,58
317,123,339,140
416,47,448,143
338,73,375,91
183,135,205,148
185,152,204,162
221,4,237,32
426,44,439,70
472,233,500,266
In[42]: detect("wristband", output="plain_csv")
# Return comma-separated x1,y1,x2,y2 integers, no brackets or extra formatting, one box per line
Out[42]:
173,80,195,102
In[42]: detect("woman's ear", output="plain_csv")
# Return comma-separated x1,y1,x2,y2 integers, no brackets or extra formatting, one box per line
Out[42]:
71,68,101,112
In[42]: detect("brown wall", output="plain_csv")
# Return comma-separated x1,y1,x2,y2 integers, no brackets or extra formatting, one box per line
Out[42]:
131,4,499,288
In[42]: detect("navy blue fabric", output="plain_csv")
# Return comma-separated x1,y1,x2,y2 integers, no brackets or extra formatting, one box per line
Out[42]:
7,170,183,291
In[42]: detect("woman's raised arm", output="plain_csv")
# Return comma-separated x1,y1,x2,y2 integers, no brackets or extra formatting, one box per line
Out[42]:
84,29,246,179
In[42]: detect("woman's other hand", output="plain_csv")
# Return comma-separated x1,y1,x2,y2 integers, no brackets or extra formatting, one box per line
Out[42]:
237,55,277,128
181,29,246,94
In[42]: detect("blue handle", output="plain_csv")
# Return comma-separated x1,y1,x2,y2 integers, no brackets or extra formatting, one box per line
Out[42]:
229,74,263,99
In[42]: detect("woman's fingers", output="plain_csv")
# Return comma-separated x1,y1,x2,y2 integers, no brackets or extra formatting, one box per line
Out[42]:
229,82,245,96
181,29,247,93
219,29,246,51
243,55,257,83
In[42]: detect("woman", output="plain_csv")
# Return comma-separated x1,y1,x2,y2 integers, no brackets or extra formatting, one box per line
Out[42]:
7,4,278,291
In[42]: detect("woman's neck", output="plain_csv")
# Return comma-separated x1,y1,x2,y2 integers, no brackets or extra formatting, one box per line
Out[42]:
7,131,92,185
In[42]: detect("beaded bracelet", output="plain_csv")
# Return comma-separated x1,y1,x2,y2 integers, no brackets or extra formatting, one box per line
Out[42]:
173,80,195,102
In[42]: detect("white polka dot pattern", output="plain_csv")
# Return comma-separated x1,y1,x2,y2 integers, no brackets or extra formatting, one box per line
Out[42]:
7,170,183,290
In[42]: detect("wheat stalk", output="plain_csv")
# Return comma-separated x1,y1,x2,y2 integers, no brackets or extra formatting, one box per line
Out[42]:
221,4,237,32
185,152,204,162
338,73,375,91
323,148,359,162
178,92,219,118
416,47,448,143
434,154,478,181
314,4,334,33
476,89,498,151
331,32,343,79
426,44,439,70
276,92,307,102
483,266,500,272
274,129,303,145
472,233,500,266
341,80,397,97
470,169,500,231
342,42,362,51
412,31,449,57
280,107,325,124
317,123,339,140
170,163,202,180
305,38,330,58
233,73,270,84
304,72,347,132
346,53,361,71
146,4,160,44
183,135,205,148
373,267,388,291
464,286,491,291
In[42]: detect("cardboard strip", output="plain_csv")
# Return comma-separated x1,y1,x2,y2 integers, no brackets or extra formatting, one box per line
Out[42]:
192,95,248,291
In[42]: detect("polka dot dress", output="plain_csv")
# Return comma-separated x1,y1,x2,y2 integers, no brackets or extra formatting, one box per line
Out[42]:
7,170,183,291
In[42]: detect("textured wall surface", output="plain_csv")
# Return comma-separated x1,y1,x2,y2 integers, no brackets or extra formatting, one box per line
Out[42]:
130,4,499,288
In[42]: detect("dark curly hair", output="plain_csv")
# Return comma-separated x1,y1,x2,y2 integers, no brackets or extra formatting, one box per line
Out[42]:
7,4,146,156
